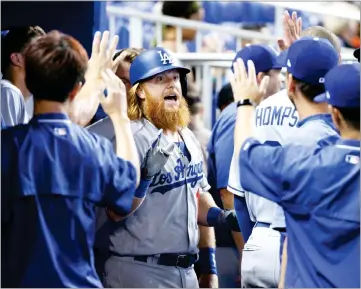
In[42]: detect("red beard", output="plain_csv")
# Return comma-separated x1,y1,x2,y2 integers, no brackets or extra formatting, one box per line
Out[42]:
143,94,191,132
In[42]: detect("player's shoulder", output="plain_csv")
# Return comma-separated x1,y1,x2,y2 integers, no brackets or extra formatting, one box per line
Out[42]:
86,116,115,141
131,118,164,160
75,122,111,148
181,126,197,143
216,102,237,127
299,117,338,142
211,102,237,141
1,122,29,146
131,118,158,145
181,126,204,149
258,89,291,107
283,138,359,184
1,79,23,97
316,134,340,148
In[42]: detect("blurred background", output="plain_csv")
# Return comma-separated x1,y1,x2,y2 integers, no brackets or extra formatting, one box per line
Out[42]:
2,1,360,128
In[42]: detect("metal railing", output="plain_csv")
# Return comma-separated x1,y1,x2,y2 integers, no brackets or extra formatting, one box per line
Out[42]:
106,5,278,52
106,3,359,128
176,53,358,129
106,2,359,52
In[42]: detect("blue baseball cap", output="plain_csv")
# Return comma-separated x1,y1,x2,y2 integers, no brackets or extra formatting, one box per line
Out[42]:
232,44,283,74
354,48,360,62
283,37,339,85
314,64,360,108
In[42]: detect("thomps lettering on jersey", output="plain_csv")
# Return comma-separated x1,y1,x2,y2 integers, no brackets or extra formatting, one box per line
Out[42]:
149,158,204,194
255,105,298,127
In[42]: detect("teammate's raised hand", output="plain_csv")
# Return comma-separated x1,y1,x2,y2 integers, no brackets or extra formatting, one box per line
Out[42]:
99,69,128,119
69,31,121,127
230,58,269,105
86,31,120,82
278,10,302,51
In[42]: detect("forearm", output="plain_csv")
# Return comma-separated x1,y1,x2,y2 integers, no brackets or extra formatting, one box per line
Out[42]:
106,178,151,222
198,226,218,287
197,192,218,226
234,105,254,166
128,178,151,214
107,197,144,222
111,114,140,187
69,82,101,127
198,225,216,249
198,192,240,232
220,189,244,253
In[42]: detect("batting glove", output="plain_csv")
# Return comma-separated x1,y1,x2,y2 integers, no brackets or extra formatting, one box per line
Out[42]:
218,210,241,232
142,129,176,179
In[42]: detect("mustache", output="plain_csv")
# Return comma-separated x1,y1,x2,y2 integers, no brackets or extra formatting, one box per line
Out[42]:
163,89,182,98
143,95,190,131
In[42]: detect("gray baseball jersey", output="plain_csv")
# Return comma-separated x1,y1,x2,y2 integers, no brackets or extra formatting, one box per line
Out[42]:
228,90,299,227
228,89,339,228
87,117,210,256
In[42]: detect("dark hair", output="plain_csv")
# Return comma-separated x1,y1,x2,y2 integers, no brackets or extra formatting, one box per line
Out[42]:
292,76,325,102
113,47,145,63
162,1,201,19
1,26,45,74
217,83,234,110
335,106,360,130
23,30,88,103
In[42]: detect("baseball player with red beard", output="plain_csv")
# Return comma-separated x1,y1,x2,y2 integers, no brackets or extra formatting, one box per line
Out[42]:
88,47,240,288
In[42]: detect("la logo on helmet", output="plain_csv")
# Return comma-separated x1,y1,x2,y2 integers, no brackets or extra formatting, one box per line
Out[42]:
158,51,173,65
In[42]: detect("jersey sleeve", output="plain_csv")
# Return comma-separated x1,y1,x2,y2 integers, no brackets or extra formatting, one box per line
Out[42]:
1,86,29,126
194,134,211,193
98,138,138,216
239,137,284,204
227,110,271,197
227,152,245,197
86,117,116,147
214,121,235,190
199,173,211,193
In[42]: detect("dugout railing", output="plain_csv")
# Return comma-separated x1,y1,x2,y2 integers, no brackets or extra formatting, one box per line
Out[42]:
106,3,359,128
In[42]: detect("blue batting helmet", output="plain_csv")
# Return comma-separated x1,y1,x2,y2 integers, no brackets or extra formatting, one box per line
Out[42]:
129,47,190,97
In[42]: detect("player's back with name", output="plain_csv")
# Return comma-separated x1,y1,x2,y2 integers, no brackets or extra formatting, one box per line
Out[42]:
255,89,298,128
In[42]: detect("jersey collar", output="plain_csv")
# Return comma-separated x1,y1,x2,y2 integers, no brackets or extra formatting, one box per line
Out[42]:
336,138,360,148
31,113,70,122
297,113,333,128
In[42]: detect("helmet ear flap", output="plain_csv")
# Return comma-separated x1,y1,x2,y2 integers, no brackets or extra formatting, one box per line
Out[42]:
181,75,188,97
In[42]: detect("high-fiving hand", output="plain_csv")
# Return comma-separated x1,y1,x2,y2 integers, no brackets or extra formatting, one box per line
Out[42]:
230,58,269,106
70,31,122,127
99,69,128,120
278,10,302,51
86,31,120,82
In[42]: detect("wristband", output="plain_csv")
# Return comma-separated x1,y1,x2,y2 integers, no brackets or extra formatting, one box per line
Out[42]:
199,247,218,275
206,207,223,227
237,99,254,107
134,178,152,198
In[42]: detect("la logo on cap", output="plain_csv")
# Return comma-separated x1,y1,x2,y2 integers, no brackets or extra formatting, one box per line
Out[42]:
158,51,173,65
